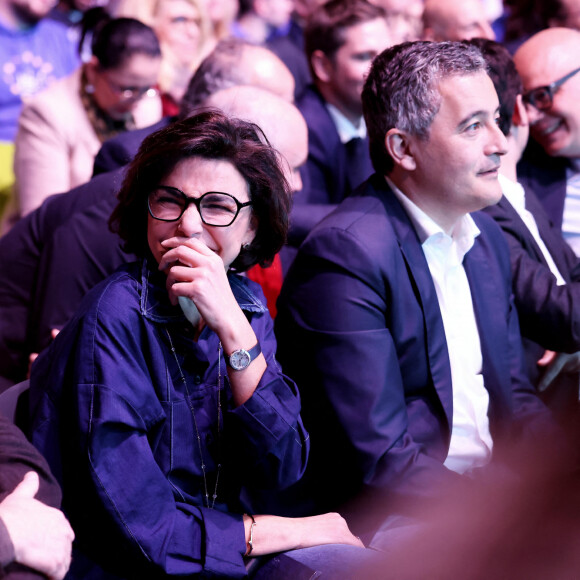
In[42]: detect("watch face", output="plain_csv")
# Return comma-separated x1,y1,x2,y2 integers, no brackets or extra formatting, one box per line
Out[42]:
230,349,251,370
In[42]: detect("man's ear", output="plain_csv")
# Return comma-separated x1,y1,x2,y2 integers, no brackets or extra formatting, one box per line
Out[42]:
385,128,416,171
512,94,529,128
310,50,333,84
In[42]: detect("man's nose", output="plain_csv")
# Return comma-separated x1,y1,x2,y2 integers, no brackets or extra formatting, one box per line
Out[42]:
487,121,508,157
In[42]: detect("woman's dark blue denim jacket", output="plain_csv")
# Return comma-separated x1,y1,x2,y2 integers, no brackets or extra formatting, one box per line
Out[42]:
29,259,309,579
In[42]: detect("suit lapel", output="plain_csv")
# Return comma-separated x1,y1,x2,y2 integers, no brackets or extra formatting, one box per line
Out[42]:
380,188,454,430
523,186,575,282
463,226,511,418
498,195,551,269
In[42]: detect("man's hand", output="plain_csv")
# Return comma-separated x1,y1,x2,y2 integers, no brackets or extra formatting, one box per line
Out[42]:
537,350,580,393
0,472,74,579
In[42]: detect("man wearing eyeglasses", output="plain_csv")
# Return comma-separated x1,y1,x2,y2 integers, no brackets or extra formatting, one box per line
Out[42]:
469,38,580,421
513,27,580,256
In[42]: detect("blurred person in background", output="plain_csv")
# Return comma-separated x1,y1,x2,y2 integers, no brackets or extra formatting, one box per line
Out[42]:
370,0,424,43
0,0,79,222
233,0,294,45
11,14,162,219
514,28,580,254
0,0,79,143
49,0,111,25
114,0,212,115
422,0,495,41
504,0,580,53
48,0,114,61
297,0,392,226
206,0,239,46
469,38,580,424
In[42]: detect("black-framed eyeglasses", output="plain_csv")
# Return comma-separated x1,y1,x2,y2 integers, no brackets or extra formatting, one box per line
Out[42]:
522,66,580,111
148,186,253,227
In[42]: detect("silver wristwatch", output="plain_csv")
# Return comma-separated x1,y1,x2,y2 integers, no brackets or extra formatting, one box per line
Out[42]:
226,342,262,371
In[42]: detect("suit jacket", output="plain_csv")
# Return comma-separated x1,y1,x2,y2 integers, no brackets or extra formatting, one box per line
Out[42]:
276,173,550,519
483,189,580,353
92,117,173,176
0,168,126,389
297,85,373,207
482,187,580,414
517,142,569,231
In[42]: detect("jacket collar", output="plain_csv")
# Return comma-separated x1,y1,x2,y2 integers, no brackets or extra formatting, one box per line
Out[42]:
138,258,267,324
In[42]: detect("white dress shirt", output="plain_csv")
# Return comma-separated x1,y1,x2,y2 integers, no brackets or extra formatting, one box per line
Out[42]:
388,178,493,474
499,174,566,286
563,160,580,257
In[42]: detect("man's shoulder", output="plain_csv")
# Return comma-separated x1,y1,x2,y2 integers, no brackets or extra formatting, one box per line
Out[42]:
20,69,80,118
297,86,333,127
303,177,400,253
93,118,172,175
40,167,125,230
517,146,569,185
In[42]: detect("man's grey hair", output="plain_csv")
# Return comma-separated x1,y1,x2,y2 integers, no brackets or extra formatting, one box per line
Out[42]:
362,40,487,174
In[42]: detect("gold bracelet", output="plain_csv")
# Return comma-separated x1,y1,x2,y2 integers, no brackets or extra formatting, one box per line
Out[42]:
244,514,256,556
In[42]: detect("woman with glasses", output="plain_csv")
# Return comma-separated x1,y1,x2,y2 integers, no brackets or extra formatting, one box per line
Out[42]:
28,111,366,579
114,0,212,116
12,14,163,218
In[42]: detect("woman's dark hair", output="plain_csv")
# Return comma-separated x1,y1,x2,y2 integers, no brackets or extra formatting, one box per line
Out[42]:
80,9,161,70
109,110,291,272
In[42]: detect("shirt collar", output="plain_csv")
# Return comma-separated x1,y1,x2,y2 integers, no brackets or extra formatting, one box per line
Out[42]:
139,259,267,323
386,176,480,259
325,102,366,144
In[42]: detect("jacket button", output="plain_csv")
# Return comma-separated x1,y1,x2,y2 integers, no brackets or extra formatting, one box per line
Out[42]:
194,375,202,385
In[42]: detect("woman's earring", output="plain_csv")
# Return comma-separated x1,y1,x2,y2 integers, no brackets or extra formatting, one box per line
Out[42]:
85,84,95,94
242,243,251,250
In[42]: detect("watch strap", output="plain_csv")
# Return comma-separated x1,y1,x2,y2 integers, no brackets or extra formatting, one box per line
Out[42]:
226,342,262,370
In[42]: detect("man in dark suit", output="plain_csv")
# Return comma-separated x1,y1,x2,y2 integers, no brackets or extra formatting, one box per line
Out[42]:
513,28,580,254
472,39,580,415
276,41,553,542
0,169,126,390
296,0,391,214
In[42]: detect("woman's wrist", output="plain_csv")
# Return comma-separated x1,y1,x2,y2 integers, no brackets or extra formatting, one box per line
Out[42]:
243,514,257,556
215,307,256,352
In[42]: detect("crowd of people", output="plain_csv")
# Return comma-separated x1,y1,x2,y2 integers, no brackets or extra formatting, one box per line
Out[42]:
1,0,580,577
